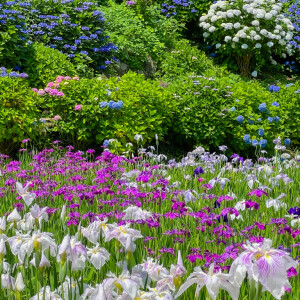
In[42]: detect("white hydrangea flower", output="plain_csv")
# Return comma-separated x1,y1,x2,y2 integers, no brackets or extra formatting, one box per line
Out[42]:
234,22,241,29
208,26,216,33
211,15,218,22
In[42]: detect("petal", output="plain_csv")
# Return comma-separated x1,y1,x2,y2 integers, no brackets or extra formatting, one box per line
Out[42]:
176,277,200,298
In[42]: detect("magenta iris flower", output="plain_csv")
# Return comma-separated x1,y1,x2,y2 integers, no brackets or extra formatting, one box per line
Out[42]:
248,189,268,197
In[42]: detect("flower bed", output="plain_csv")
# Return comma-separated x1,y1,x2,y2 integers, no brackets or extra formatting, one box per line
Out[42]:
0,142,298,299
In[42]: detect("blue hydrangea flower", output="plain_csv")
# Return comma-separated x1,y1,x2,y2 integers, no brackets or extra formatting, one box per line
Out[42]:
272,101,279,107
274,116,280,122
284,138,291,146
108,101,115,109
269,85,280,92
285,83,294,88
259,139,267,148
236,115,244,123
230,107,236,112
248,118,255,125
114,100,123,109
9,71,18,78
252,139,258,146
258,129,264,136
258,103,267,112
103,139,109,147
243,134,251,144
100,101,108,108
268,117,273,124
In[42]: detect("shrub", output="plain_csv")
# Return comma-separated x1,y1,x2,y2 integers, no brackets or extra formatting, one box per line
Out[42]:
199,0,295,77
168,75,298,154
283,1,300,64
168,75,237,152
158,39,217,81
1,0,117,72
100,3,166,71
136,5,183,49
35,72,173,150
23,43,77,88
0,1,28,67
0,76,43,154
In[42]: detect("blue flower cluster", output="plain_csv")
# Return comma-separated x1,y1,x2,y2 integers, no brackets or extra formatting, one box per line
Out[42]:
0,0,117,71
100,100,123,109
284,0,300,49
103,139,110,147
0,67,28,78
0,2,28,66
231,84,286,149
283,60,299,72
160,0,198,19
243,134,267,148
269,85,280,92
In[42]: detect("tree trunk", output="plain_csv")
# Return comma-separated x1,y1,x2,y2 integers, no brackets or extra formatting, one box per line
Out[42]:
236,54,252,78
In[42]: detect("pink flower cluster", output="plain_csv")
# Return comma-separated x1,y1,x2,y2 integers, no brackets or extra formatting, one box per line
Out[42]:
32,75,79,97
54,75,79,83
32,87,64,97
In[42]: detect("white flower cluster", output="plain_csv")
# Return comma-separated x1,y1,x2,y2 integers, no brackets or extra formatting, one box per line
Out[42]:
199,0,294,59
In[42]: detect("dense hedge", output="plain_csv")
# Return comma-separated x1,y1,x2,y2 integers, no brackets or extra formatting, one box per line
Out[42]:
23,43,77,88
33,72,174,150
0,76,43,153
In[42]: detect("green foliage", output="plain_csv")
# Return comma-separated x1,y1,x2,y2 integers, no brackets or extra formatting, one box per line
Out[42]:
39,72,173,149
0,77,43,153
0,5,28,67
271,83,300,147
23,43,78,88
139,5,183,49
168,75,236,152
167,75,300,154
100,3,167,70
158,39,217,81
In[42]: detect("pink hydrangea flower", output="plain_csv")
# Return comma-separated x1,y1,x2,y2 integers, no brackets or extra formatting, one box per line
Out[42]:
37,90,45,96
47,82,54,87
54,83,60,88
65,76,71,80
73,76,79,80
53,115,61,121
44,87,52,93
75,104,82,111
32,88,38,93
49,89,59,96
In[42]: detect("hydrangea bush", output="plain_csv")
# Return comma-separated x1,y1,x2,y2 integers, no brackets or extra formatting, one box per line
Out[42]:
32,72,173,150
0,0,117,72
0,2,29,67
282,0,300,66
0,76,43,154
200,0,295,77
